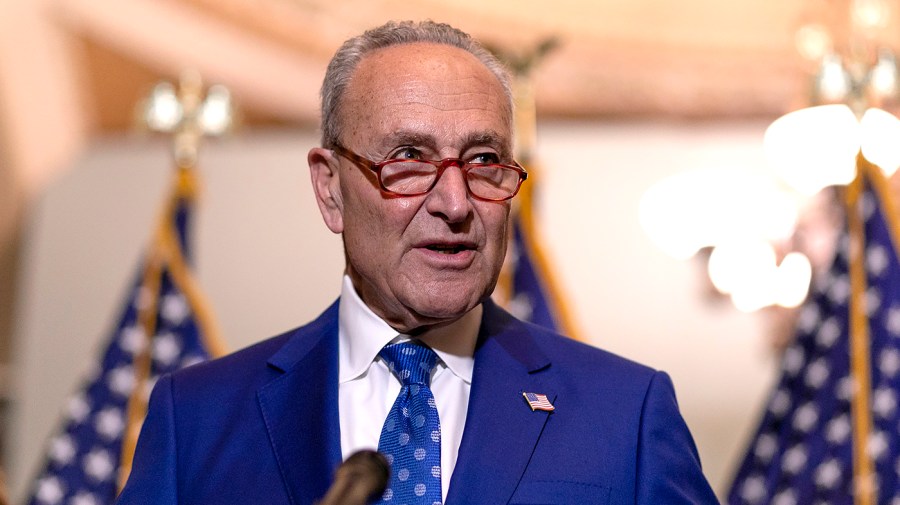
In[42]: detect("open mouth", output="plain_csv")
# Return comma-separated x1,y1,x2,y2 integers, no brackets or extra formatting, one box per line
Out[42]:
425,244,472,255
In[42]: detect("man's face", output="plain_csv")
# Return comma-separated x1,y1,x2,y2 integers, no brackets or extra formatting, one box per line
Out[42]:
310,42,514,333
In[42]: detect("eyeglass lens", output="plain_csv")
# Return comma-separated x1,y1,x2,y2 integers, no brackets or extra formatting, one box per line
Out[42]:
380,160,521,200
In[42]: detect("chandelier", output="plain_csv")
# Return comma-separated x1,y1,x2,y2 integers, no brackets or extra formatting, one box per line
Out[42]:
641,0,900,313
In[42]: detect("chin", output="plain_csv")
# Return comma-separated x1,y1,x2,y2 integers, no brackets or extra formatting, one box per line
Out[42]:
417,302,476,321
403,286,490,321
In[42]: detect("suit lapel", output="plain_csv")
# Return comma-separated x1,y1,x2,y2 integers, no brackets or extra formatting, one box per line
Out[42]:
446,301,556,505
257,302,343,505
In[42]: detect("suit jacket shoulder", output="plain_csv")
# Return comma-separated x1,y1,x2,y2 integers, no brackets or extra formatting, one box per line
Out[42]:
117,301,342,505
170,299,339,393
448,300,719,504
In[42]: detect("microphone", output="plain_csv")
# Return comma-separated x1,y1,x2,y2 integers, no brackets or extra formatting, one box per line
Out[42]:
317,450,391,505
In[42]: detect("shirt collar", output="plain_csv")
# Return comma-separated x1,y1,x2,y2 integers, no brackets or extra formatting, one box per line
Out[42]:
338,275,476,384
338,275,398,383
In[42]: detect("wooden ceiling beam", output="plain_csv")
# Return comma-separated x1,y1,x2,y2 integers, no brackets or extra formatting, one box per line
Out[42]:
55,0,327,122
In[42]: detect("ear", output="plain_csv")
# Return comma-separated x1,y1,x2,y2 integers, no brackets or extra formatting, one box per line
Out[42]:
308,147,345,233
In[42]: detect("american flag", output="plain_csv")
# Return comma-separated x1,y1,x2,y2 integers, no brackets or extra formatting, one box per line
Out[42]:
727,159,900,504
25,170,225,505
506,214,564,332
523,392,555,412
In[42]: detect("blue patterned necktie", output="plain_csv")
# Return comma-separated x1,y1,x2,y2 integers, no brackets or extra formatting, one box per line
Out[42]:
374,342,442,505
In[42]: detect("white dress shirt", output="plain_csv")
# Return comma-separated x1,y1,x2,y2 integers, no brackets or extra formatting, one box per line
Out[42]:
337,275,478,501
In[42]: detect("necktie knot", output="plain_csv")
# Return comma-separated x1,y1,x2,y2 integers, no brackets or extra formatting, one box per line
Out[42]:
379,342,437,387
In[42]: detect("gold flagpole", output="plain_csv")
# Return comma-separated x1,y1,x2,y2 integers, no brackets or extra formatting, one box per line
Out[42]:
846,152,875,505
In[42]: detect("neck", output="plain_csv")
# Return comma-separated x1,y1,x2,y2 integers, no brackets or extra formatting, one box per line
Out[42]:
408,304,481,359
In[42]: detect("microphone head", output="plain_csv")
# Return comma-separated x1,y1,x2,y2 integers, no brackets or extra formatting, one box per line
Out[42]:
339,450,391,500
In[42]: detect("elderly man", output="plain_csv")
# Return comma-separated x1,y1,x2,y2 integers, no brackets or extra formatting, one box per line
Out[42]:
117,20,718,505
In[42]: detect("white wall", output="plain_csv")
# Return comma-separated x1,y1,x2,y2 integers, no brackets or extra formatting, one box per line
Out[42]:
8,122,779,501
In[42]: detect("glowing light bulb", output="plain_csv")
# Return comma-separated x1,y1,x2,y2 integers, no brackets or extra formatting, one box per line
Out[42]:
640,170,801,260
639,177,703,260
868,51,899,99
145,83,182,132
795,24,833,62
814,55,852,103
765,105,860,195
860,108,900,177
774,252,813,308
708,240,776,296
852,0,890,30
199,85,233,136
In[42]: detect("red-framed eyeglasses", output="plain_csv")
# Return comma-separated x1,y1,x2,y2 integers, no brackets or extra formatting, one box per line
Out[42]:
331,144,528,202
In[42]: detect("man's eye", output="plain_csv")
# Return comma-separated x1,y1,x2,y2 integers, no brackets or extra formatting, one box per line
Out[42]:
389,147,423,160
469,152,500,165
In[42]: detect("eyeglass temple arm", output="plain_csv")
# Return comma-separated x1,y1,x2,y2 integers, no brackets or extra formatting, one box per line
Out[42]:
331,144,377,170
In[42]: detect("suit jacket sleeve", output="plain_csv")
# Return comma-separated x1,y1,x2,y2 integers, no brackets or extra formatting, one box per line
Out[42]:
115,374,178,505
636,371,719,504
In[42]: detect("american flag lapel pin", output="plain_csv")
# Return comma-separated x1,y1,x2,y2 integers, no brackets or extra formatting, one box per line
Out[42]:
523,392,554,412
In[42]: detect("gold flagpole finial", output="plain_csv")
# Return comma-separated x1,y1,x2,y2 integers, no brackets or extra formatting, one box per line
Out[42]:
484,37,560,163
141,70,235,170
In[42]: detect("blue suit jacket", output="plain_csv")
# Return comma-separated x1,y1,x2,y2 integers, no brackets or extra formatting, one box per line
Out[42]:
117,299,718,504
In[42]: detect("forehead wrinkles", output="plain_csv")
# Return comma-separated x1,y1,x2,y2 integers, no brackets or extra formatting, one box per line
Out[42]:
388,75,502,109
351,73,507,127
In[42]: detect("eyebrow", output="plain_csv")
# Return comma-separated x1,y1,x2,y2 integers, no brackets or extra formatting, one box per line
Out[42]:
377,130,512,158
463,132,509,155
378,131,433,153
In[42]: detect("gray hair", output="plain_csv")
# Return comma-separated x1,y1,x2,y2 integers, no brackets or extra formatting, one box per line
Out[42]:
319,20,513,148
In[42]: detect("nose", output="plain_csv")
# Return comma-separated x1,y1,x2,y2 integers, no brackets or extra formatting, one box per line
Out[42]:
424,165,472,223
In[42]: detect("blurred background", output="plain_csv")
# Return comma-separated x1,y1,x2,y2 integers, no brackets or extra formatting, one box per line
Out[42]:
3,0,899,503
